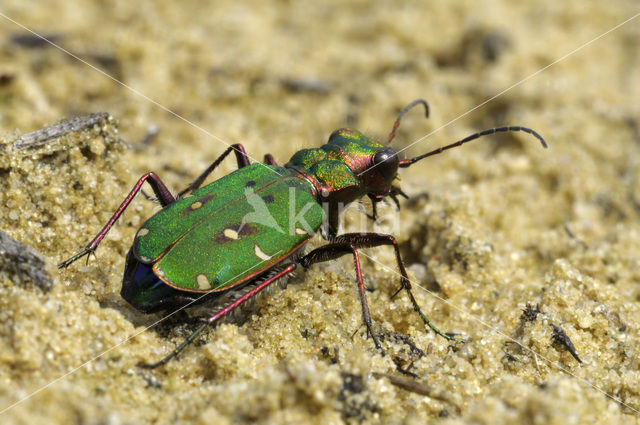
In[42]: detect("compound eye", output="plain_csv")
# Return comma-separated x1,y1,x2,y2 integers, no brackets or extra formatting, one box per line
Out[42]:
373,148,399,180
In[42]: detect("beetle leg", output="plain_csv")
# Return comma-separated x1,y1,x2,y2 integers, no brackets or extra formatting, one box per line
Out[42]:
263,153,277,165
323,233,455,341
300,244,385,355
139,263,297,368
58,172,175,269
176,144,251,198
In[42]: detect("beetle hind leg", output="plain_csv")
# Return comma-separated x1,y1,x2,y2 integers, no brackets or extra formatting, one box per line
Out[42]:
138,263,298,368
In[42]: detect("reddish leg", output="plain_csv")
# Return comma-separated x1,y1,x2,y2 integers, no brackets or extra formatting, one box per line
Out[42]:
263,153,277,165
60,144,253,268
140,263,297,368
300,242,385,355
176,144,251,198
58,173,175,268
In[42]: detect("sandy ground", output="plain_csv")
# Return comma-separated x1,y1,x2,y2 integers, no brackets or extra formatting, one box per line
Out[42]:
0,1,639,424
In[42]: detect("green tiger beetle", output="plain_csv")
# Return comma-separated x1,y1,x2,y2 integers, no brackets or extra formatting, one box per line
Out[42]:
58,99,547,368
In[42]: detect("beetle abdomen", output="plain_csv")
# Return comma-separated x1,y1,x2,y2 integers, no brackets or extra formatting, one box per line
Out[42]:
121,249,201,313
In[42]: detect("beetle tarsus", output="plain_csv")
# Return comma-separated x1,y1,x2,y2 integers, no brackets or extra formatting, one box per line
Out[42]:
58,246,96,269
138,326,205,369
58,172,176,269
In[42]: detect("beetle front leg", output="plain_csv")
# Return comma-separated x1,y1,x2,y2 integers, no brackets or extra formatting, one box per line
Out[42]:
327,233,455,341
300,243,385,355
58,172,175,269
177,144,251,198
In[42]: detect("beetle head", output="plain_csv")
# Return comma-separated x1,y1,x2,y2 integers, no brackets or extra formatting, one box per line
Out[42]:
325,128,400,198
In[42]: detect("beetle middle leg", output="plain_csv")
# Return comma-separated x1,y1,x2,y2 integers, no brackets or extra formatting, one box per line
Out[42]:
176,144,251,198
140,263,298,368
58,172,175,268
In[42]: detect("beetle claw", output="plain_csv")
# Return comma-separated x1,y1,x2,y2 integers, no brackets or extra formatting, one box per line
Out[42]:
58,246,97,269
85,249,97,266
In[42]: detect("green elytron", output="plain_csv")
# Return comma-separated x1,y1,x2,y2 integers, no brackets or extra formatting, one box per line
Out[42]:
59,100,547,367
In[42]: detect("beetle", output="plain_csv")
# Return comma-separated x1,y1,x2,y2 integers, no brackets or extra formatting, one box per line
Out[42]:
58,99,547,367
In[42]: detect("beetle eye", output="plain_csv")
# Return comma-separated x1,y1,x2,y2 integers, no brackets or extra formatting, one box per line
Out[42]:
373,148,399,180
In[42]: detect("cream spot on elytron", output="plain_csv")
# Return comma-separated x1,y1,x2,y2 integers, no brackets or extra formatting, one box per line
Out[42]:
197,274,211,290
191,201,203,210
137,228,150,238
223,228,239,240
254,245,271,261
295,227,307,235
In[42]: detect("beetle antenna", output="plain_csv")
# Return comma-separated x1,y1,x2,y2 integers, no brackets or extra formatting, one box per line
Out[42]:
398,126,547,168
387,99,430,145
